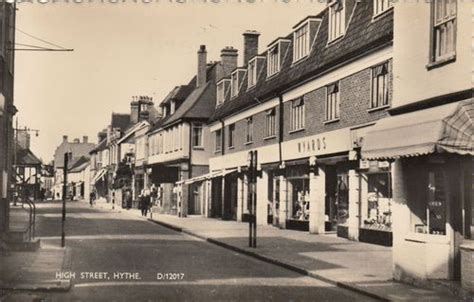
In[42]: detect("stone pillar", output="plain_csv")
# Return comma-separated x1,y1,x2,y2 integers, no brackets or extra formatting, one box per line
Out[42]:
256,170,269,225
278,175,288,229
347,169,360,241
221,176,226,219
309,167,326,234
206,179,212,217
243,174,249,216
237,175,243,222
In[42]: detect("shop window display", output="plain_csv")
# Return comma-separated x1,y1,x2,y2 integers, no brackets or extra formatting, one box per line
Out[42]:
290,178,310,221
363,172,392,232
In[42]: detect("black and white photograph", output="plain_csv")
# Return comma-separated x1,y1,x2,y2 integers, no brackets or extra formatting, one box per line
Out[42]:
0,0,472,301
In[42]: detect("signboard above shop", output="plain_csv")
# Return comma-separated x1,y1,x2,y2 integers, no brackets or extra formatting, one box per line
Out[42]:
281,128,351,161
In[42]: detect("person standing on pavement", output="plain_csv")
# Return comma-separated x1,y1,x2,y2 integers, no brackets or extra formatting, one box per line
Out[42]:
142,188,151,217
89,190,96,207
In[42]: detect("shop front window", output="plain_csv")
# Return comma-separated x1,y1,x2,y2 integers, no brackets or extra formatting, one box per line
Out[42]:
364,172,392,231
409,168,447,235
336,174,349,225
289,178,310,221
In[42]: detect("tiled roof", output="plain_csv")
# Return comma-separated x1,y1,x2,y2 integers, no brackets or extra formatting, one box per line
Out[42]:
90,138,107,154
69,156,90,173
111,113,131,132
16,147,42,166
155,62,218,129
209,2,393,122
161,85,195,105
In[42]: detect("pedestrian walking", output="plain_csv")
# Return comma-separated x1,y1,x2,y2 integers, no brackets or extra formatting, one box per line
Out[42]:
89,190,96,207
141,188,151,217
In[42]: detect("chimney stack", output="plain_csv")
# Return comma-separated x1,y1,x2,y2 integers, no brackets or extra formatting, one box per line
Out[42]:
63,135,68,143
130,98,139,124
83,136,88,144
243,30,260,65
218,46,238,81
197,45,207,87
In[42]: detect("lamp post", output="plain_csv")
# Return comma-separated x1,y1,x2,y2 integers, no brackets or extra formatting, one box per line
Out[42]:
247,150,259,248
61,152,71,247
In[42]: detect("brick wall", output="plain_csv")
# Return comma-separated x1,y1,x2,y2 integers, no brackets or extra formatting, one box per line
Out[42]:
212,60,393,159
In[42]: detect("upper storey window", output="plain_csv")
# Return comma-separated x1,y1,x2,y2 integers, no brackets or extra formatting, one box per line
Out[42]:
328,0,345,42
373,0,393,17
267,44,280,76
430,0,457,64
216,79,230,106
293,23,309,62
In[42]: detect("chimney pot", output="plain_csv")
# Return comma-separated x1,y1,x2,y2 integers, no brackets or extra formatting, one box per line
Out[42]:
63,135,68,143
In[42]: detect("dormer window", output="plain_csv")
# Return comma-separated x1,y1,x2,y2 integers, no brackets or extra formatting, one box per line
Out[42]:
267,44,280,77
170,100,175,115
216,79,230,106
373,0,393,17
328,0,345,42
248,59,257,88
293,23,310,62
230,69,246,99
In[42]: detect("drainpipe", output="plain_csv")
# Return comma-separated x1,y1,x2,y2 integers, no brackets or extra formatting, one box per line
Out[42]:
186,121,193,217
277,93,284,165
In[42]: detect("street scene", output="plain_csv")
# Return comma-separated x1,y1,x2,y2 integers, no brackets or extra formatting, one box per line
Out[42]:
0,0,473,301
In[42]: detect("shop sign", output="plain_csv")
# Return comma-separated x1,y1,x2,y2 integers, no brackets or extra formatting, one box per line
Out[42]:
282,128,350,161
359,160,370,169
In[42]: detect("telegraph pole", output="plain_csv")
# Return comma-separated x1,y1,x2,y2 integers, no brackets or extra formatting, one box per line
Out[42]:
61,152,70,247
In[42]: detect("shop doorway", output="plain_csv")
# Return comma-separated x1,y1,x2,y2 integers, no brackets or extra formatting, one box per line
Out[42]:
211,177,222,218
325,165,349,233
223,173,238,220
188,183,201,215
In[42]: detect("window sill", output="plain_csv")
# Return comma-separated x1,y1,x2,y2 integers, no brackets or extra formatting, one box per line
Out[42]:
289,128,305,135
426,54,456,70
367,104,390,113
291,55,309,67
266,70,281,81
323,118,340,125
244,141,253,146
371,7,394,22
326,34,345,47
228,146,235,150
264,135,277,140
214,150,222,154
404,232,450,244
192,146,204,150
246,84,256,92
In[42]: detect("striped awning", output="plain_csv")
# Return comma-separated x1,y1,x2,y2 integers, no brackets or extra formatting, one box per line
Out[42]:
362,99,473,160
92,168,107,184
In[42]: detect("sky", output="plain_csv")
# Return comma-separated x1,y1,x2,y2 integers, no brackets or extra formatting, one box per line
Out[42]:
14,1,326,163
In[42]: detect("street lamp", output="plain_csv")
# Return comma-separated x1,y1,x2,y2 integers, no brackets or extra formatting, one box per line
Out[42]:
247,150,259,248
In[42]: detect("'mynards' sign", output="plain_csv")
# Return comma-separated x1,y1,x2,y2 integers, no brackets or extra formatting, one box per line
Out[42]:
282,128,351,161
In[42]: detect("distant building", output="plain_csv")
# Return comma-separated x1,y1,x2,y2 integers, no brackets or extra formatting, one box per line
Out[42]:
52,136,94,200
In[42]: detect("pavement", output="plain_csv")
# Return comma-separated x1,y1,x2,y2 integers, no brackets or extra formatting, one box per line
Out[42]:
0,202,71,299
3,200,377,301
93,199,467,301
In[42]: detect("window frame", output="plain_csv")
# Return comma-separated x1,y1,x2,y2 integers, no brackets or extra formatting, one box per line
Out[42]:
267,44,280,77
429,0,457,65
293,23,310,63
245,117,253,144
370,62,390,110
248,59,257,88
328,0,346,43
228,124,235,148
373,0,393,18
289,98,305,132
215,129,222,152
325,82,341,122
265,108,277,138
216,79,230,106
191,123,203,148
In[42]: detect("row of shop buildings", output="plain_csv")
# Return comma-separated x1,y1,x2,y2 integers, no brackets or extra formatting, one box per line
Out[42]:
86,1,472,290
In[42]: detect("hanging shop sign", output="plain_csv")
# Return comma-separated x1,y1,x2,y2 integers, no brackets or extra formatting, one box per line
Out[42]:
282,128,351,161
